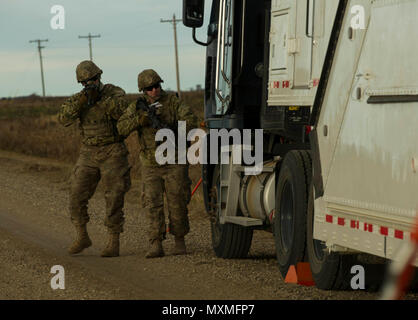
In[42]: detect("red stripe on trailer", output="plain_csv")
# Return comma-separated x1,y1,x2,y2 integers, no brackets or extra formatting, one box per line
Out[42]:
363,223,373,233
323,213,410,241
326,215,333,223
395,230,404,240
350,220,360,229
380,227,389,236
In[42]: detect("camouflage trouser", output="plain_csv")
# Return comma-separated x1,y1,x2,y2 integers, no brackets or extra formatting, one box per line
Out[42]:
69,142,131,233
142,164,191,242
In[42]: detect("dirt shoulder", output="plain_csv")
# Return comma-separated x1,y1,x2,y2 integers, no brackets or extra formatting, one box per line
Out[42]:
0,150,414,300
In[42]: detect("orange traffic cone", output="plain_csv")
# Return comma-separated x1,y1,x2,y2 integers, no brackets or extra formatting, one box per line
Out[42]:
285,263,315,287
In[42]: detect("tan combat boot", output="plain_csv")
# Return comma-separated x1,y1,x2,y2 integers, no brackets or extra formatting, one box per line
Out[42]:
68,225,92,255
101,232,120,257
146,239,164,258
172,236,187,255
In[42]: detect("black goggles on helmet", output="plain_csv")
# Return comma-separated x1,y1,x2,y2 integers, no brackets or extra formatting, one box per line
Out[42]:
144,83,161,92
81,74,100,86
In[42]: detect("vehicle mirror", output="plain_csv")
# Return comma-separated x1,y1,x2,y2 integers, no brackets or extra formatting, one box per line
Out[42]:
183,0,205,28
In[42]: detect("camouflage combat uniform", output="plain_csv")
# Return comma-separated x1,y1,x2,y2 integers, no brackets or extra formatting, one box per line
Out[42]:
117,69,198,256
58,61,131,257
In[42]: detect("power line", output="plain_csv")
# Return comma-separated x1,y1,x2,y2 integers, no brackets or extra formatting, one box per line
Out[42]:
78,33,101,61
161,14,182,99
29,39,48,97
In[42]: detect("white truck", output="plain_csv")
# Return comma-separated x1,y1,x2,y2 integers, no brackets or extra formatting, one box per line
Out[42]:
182,0,418,290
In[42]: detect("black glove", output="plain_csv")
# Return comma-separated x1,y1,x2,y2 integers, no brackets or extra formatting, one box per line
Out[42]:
135,98,166,129
135,97,148,110
135,98,151,127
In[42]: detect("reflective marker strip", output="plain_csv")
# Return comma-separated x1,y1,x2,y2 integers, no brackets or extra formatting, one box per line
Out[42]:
324,213,409,241
326,215,333,223
395,230,404,240
380,227,389,236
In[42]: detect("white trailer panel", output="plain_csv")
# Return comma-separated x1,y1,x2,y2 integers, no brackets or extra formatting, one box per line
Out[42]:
315,0,418,265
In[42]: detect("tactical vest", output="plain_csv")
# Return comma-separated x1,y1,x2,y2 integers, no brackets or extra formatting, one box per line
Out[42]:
79,94,121,147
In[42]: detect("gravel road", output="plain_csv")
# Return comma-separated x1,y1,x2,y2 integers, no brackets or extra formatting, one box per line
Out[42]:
0,150,416,300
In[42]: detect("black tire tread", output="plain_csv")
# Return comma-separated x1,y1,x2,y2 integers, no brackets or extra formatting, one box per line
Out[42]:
211,166,253,259
306,181,358,290
274,150,312,276
214,224,253,259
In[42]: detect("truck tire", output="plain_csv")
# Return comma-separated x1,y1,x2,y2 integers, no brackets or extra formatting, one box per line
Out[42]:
210,165,253,259
274,150,312,277
306,183,356,290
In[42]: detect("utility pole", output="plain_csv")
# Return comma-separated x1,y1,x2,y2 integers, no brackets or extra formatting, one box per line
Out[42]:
78,33,101,61
29,39,48,97
161,14,182,98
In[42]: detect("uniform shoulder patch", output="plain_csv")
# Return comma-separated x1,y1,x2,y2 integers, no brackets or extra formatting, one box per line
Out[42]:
166,92,180,104
102,84,126,98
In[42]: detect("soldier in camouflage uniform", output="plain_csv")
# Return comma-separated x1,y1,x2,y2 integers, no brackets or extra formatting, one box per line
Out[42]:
58,60,131,257
117,69,197,258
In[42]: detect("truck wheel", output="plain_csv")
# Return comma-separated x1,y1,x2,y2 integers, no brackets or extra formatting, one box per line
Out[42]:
210,165,253,259
274,150,311,277
306,183,356,290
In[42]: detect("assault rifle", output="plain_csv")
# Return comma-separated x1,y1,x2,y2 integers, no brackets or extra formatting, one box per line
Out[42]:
82,84,101,107
136,98,167,130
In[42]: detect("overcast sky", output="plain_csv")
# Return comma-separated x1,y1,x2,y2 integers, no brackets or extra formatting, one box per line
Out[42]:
0,0,212,97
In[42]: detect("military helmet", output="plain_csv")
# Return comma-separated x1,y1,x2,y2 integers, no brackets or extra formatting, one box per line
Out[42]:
76,60,103,83
137,69,164,91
